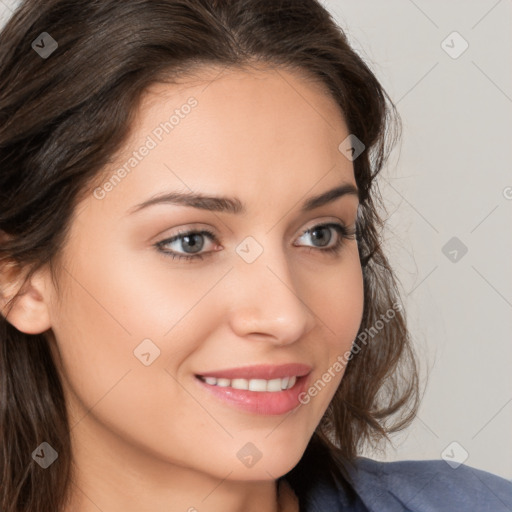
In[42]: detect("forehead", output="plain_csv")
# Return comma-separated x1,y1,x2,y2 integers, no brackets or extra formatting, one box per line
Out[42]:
132,63,347,151
88,64,356,217
143,62,338,110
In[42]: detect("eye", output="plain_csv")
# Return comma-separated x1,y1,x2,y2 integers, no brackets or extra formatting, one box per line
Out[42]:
155,228,218,262
293,222,357,255
155,222,357,262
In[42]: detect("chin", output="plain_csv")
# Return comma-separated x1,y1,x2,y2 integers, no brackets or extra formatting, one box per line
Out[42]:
236,443,308,481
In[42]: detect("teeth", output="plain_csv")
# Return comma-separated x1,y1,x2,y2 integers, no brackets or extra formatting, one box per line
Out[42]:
200,375,298,392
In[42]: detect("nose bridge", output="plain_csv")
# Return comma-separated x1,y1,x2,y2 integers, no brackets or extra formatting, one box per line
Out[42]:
226,233,315,343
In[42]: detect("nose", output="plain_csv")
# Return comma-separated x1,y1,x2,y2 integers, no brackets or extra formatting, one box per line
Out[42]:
225,241,316,346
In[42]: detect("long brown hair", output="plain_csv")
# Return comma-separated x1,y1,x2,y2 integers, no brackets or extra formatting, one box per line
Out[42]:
0,1,421,510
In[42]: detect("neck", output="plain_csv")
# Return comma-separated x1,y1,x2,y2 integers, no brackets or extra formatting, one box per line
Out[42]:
277,479,300,512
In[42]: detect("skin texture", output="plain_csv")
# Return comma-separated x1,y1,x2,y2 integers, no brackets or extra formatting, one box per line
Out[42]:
3,64,364,512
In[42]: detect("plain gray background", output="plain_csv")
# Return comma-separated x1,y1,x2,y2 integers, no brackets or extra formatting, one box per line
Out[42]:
1,0,511,480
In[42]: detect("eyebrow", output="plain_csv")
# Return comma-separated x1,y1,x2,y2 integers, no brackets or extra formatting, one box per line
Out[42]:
127,182,359,216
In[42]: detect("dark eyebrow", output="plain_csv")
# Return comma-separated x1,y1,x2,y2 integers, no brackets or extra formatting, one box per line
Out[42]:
127,182,359,216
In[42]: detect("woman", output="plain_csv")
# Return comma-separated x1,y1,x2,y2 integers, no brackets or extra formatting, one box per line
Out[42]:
0,1,510,511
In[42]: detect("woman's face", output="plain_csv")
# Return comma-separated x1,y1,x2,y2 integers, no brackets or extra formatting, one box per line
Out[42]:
44,65,364,484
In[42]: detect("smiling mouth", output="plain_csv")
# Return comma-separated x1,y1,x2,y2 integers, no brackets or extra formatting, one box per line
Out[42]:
195,374,298,392
194,371,311,416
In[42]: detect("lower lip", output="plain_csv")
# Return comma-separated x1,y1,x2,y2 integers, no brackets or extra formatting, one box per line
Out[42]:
194,374,310,415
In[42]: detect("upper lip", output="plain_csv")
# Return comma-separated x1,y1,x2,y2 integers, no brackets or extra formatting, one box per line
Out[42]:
196,363,312,381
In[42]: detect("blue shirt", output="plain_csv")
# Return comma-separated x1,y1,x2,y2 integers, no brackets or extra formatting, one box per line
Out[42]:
283,439,512,511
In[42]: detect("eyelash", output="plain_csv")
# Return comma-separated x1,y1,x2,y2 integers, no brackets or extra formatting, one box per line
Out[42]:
155,222,358,262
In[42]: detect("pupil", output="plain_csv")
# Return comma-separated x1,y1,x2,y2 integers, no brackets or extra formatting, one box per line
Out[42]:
183,234,203,253
312,227,331,247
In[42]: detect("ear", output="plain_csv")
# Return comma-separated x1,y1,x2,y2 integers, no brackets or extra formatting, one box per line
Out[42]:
0,260,52,335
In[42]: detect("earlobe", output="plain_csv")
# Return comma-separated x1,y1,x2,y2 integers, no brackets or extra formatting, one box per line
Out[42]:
0,262,52,335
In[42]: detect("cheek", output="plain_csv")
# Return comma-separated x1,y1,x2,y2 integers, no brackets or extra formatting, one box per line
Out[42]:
306,245,364,345
48,237,233,458
48,270,222,471
302,247,364,397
